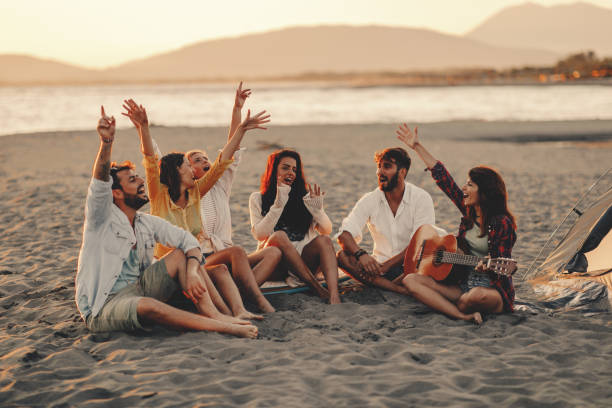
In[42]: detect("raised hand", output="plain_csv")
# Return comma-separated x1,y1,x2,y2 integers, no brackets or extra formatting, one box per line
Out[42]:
234,81,251,109
240,109,271,131
122,98,148,130
396,123,419,149
97,106,116,144
306,183,324,198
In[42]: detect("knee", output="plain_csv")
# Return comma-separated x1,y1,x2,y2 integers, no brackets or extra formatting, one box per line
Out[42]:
137,297,165,318
207,263,229,277
268,230,290,247
313,235,333,249
457,287,488,311
263,246,282,263
229,245,248,259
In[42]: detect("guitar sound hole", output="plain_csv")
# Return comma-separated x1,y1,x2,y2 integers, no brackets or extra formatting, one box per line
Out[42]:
433,249,443,266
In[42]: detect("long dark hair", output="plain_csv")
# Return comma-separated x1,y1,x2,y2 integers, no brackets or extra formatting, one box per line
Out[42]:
260,149,312,235
468,166,516,236
159,152,187,203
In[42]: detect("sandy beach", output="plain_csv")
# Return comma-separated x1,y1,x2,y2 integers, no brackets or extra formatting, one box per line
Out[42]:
1,120,611,407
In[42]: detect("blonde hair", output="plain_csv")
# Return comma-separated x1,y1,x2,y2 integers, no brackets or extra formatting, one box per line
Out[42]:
185,149,207,162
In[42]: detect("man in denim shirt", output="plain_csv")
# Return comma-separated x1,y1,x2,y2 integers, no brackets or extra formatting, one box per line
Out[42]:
74,107,257,338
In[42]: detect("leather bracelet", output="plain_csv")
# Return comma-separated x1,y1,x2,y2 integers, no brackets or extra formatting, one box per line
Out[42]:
186,255,202,264
353,249,367,260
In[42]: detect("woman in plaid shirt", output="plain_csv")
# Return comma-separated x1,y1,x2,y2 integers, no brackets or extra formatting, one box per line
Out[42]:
396,124,517,324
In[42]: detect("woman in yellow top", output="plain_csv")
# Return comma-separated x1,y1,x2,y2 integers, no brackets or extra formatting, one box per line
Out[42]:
123,98,270,323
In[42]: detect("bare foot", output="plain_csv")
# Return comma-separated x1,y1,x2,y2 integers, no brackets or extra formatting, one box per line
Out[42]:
236,310,265,321
329,293,341,304
466,312,483,325
216,314,252,326
312,282,330,300
231,324,258,339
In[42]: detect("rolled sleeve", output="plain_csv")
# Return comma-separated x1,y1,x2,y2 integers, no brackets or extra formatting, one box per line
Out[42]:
142,154,162,203
85,178,113,231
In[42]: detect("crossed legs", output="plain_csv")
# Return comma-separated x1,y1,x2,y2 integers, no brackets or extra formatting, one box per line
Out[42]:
402,273,504,324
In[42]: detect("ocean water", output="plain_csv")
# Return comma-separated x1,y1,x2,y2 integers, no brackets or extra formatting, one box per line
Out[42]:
1,83,611,136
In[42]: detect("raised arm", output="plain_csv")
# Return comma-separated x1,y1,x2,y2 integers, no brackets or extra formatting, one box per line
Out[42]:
396,124,437,169
122,99,162,200
93,106,116,181
227,81,251,142
220,109,270,162
122,98,154,157
397,124,465,214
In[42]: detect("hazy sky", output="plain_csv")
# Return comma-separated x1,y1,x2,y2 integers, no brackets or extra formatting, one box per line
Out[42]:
2,0,611,68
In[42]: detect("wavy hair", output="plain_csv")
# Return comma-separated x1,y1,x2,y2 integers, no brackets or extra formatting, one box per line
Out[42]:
260,149,312,235
159,152,187,203
467,166,516,236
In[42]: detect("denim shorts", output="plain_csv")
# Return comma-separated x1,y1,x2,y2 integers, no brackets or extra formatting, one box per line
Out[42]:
86,260,178,332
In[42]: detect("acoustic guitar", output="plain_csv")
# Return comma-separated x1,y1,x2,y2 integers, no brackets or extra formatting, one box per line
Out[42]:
402,225,517,281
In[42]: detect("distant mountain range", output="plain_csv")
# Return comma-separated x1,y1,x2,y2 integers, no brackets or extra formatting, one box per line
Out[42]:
1,2,610,85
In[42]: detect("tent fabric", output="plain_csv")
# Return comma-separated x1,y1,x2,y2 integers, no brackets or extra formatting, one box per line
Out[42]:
528,185,612,311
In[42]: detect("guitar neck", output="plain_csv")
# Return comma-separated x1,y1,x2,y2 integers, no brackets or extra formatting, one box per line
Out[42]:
439,251,483,267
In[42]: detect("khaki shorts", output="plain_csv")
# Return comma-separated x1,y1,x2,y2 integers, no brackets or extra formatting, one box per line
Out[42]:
86,260,178,332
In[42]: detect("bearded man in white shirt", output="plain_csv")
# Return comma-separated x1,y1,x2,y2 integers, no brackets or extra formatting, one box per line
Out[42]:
75,107,257,338
336,147,435,294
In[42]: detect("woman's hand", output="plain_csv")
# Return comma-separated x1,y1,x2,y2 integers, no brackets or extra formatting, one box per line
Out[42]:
122,99,148,130
97,106,115,144
396,124,419,149
234,81,251,109
305,183,325,209
240,109,271,131
273,182,291,208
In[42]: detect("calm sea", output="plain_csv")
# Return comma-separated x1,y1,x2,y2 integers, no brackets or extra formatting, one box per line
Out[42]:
1,83,611,136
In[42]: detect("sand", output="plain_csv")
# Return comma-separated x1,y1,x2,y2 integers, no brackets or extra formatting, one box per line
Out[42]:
1,120,611,407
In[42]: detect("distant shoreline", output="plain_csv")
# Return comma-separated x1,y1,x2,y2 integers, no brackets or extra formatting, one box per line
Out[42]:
2,76,612,88
3,119,612,144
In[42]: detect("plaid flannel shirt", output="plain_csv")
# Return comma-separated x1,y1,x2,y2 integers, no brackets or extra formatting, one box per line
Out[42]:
430,161,516,312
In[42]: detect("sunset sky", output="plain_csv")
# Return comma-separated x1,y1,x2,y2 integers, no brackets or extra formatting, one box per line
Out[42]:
2,0,611,69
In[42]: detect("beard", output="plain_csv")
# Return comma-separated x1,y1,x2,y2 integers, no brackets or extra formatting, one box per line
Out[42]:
379,170,400,192
124,193,149,210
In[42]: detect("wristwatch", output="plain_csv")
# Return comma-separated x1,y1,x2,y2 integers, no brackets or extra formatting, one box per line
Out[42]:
353,249,367,260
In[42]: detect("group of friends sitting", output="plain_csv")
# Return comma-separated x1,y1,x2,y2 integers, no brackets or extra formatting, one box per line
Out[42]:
75,83,517,338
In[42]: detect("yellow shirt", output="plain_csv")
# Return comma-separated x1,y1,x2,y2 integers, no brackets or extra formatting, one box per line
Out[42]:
143,154,233,258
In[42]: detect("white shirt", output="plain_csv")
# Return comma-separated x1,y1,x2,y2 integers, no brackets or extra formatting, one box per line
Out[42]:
337,182,435,262
75,178,200,320
199,148,244,251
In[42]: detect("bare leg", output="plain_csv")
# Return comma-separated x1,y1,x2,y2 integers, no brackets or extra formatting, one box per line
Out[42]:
199,265,231,316
206,264,264,321
457,287,504,314
205,247,275,313
402,274,482,324
337,250,410,295
161,250,230,319
248,247,283,286
301,236,341,304
265,231,329,300
137,298,257,338
158,250,257,332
